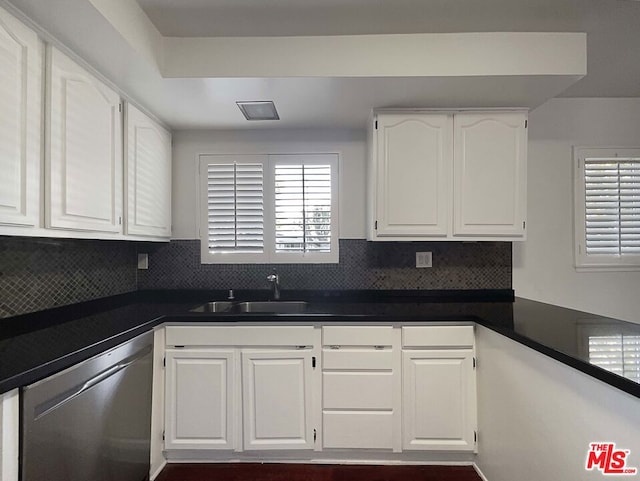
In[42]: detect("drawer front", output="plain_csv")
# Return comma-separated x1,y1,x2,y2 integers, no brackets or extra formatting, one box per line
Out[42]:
402,326,474,348
165,326,315,347
323,372,393,409
322,349,393,370
323,326,393,346
323,411,394,449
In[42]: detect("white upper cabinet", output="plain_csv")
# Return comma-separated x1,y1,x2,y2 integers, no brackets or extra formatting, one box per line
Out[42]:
46,46,122,233
0,7,41,229
453,112,527,237
125,103,171,238
368,110,527,241
374,113,451,238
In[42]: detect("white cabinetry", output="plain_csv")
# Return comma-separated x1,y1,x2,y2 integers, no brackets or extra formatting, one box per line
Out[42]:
0,389,19,481
321,326,401,451
164,349,235,450
374,113,451,238
453,112,527,237
368,110,527,241
402,326,477,452
242,350,314,450
46,46,123,233
163,326,317,454
125,103,171,238
0,6,42,230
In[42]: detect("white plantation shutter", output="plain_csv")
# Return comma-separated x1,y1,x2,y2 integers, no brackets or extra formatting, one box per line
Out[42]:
588,335,640,382
584,160,640,255
274,164,332,253
206,161,264,253
200,154,338,263
575,148,640,269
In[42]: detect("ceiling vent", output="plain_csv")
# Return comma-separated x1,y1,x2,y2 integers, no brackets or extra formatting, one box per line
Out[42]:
236,101,280,121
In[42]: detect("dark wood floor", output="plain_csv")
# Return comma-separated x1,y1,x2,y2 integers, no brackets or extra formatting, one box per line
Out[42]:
155,463,483,481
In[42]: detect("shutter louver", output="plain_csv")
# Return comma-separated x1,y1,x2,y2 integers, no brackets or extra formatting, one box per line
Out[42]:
588,335,640,382
584,159,640,256
274,164,332,253
207,163,264,253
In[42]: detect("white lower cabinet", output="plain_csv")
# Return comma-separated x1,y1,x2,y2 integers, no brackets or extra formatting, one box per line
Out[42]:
164,349,235,450
0,389,19,481
162,324,477,459
321,326,402,451
163,326,317,454
242,350,314,450
402,326,478,452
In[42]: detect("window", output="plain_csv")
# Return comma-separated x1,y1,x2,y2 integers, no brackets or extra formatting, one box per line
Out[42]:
199,154,339,264
588,334,640,383
574,147,640,270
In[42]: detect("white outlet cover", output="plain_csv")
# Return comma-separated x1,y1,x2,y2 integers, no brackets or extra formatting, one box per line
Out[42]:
416,251,433,268
138,253,149,270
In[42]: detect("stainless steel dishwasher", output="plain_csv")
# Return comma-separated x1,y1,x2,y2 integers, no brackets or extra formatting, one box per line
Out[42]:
21,331,153,481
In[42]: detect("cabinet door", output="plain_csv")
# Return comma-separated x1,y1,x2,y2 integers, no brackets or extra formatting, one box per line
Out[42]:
0,7,41,228
46,46,123,233
164,350,235,450
125,103,171,238
375,113,452,237
453,112,527,237
402,349,477,451
242,350,313,450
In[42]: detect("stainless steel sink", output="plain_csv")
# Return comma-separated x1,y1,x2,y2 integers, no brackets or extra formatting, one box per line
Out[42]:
237,301,308,313
190,301,308,314
190,301,235,313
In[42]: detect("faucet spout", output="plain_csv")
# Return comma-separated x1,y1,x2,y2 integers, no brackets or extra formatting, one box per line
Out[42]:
266,269,281,300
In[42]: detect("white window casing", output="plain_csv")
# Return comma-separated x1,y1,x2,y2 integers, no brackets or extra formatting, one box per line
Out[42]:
574,147,640,270
199,153,339,264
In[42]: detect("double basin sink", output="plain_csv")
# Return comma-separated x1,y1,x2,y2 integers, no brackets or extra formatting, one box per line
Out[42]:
190,301,309,314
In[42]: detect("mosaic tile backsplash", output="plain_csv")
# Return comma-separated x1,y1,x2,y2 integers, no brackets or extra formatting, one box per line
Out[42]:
138,239,511,291
0,237,137,318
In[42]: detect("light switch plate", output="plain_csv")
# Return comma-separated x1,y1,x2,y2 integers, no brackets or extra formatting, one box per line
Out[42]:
416,251,433,268
138,253,149,270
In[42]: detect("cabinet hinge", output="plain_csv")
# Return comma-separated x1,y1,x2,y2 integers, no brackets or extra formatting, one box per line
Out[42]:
375,120,378,130
523,221,526,230
162,430,165,441
313,429,317,443
474,431,477,444
473,357,476,369
119,103,123,113
312,356,316,369
375,221,378,230
162,356,166,368
524,119,528,128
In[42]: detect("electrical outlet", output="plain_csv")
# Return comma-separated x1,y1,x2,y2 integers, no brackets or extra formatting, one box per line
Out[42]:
137,253,149,270
416,252,433,268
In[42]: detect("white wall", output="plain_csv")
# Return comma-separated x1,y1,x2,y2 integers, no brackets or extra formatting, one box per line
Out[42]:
171,128,366,240
515,98,640,324
476,325,640,481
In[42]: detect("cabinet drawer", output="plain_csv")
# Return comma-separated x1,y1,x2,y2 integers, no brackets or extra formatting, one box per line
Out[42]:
322,349,393,370
323,372,393,409
323,411,393,449
402,326,474,348
323,326,393,346
165,326,315,347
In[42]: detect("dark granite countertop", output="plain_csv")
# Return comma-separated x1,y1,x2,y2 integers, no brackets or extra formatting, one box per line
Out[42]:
1,289,639,399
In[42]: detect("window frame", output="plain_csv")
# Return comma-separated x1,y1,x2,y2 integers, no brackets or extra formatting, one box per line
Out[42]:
573,146,640,271
199,153,339,264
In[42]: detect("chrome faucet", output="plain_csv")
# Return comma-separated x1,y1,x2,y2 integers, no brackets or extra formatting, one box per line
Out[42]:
266,269,280,300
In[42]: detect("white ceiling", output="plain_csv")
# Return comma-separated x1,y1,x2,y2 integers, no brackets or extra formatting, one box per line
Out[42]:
137,0,640,98
6,0,636,130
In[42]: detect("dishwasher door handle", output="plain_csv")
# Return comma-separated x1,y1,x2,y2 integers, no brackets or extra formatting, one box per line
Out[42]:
33,345,152,421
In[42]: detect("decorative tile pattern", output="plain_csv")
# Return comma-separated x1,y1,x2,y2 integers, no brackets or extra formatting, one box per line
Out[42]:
138,239,511,291
0,237,137,318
